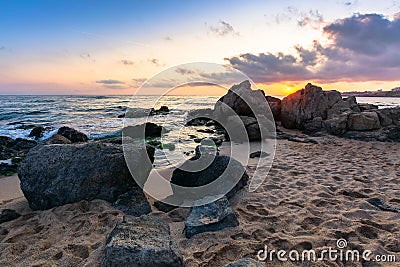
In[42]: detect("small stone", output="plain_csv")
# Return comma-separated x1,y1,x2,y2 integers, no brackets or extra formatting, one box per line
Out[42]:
249,151,269,158
184,196,239,238
0,209,21,224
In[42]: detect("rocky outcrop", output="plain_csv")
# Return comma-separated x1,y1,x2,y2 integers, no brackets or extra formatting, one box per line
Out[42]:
57,126,88,143
281,83,343,129
184,196,239,238
113,187,151,217
279,83,400,141
102,215,183,267
18,140,154,210
213,81,276,141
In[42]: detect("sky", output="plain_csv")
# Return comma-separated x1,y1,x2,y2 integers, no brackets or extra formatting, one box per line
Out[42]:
0,0,399,96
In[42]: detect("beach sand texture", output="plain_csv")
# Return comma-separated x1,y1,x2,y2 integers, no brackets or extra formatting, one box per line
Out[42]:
0,136,399,266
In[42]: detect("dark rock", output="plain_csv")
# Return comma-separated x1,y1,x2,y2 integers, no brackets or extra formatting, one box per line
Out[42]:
0,226,9,235
214,81,269,120
0,209,21,224
154,201,178,213
0,162,18,176
171,155,248,201
28,126,45,140
0,137,37,160
367,198,400,213
347,112,381,131
149,105,170,116
113,187,151,216
281,83,342,129
223,258,264,267
249,151,269,158
184,196,239,238
18,141,154,210
359,103,379,111
324,113,349,136
102,215,183,267
197,128,215,134
44,134,72,145
123,122,162,139
57,126,88,143
266,96,282,121
377,107,400,127
192,143,219,160
117,113,125,118
226,115,272,141
342,125,400,142
303,117,323,132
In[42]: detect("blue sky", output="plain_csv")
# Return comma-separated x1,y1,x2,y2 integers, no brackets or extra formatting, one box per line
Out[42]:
0,0,399,95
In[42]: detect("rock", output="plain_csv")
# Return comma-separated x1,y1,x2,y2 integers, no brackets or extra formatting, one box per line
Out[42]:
281,83,342,129
348,112,381,131
377,107,400,127
249,151,269,158
266,96,282,121
102,215,183,267
303,117,323,132
327,96,360,119
214,81,269,121
18,141,154,210
324,113,349,136
113,187,151,216
123,122,162,139
186,109,213,126
184,196,239,238
226,116,270,141
171,155,248,201
28,126,45,140
149,105,170,116
359,103,379,111
44,134,72,144
0,209,21,224
0,226,9,235
0,162,18,176
0,137,37,160
57,126,88,143
223,258,264,267
343,125,400,142
154,201,178,213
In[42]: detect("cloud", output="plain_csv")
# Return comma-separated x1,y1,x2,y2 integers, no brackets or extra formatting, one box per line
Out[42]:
297,10,324,29
131,78,147,87
149,58,164,66
96,79,125,85
175,67,195,75
226,13,400,83
121,59,134,66
0,46,5,50
164,36,172,41
209,20,239,37
80,53,95,62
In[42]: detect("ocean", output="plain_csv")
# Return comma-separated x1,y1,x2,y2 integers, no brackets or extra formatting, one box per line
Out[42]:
1,95,399,140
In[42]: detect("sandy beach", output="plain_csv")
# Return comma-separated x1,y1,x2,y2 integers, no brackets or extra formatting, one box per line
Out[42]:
1,134,399,266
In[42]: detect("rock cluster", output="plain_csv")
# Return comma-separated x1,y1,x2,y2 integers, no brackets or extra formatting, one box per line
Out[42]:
280,83,400,141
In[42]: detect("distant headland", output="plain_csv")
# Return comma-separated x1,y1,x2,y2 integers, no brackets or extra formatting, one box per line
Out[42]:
342,87,400,97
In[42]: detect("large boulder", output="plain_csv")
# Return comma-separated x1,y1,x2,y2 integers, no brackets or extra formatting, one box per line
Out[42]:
18,141,154,210
102,215,183,267
347,112,381,131
214,81,267,119
122,122,163,139
281,83,342,129
57,126,88,143
184,196,239,238
327,96,360,118
170,155,248,202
